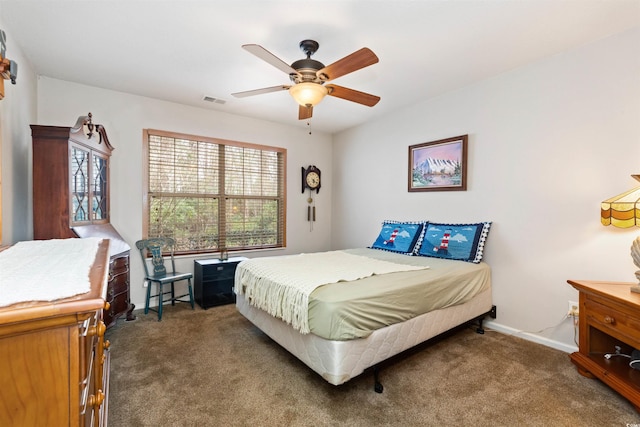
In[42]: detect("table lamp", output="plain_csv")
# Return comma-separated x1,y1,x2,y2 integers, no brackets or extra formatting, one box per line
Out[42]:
601,175,640,292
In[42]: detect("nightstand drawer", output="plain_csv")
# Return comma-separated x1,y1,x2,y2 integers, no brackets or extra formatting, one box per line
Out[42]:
585,298,640,348
201,264,236,281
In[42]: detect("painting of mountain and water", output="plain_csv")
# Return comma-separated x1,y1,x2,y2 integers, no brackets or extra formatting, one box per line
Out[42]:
409,135,468,192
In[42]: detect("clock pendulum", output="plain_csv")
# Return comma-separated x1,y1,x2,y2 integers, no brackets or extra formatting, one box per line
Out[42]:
307,193,316,231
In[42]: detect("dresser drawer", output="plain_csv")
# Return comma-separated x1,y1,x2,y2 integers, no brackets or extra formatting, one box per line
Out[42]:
109,257,129,283
110,255,129,272
108,271,129,296
79,311,107,426
585,298,640,348
106,291,131,319
104,253,134,329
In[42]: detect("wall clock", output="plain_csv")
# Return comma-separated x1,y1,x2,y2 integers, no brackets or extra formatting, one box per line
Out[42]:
302,165,321,194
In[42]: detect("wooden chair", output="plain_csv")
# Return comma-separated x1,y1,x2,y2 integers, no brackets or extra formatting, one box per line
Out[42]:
135,237,194,321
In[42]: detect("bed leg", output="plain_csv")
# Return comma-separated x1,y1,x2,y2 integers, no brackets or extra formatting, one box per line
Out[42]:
476,316,485,334
475,305,497,334
373,367,384,393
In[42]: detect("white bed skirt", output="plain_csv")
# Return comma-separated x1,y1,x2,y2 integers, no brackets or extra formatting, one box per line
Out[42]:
236,287,493,386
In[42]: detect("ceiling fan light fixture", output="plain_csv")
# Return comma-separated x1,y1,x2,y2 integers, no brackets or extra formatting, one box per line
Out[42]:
289,82,327,107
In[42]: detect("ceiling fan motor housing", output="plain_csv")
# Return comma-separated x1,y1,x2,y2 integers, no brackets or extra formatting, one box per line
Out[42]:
290,40,325,84
289,58,325,83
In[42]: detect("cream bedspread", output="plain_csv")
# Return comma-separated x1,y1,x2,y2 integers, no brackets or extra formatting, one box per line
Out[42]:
235,250,428,334
0,238,102,307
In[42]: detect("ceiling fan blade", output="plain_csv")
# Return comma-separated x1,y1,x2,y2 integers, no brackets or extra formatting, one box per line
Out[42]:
316,48,379,82
299,105,313,120
232,85,290,98
242,44,301,77
326,84,380,107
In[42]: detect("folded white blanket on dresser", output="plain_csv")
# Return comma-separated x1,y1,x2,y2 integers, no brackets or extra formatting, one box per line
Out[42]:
0,238,102,307
235,250,428,334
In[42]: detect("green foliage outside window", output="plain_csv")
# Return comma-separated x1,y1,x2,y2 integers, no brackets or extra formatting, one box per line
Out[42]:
145,132,286,254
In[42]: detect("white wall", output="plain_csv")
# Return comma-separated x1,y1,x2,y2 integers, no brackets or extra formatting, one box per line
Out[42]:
36,79,333,310
332,27,640,352
0,17,37,245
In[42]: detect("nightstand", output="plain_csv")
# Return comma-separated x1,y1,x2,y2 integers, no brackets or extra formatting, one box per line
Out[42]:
194,257,247,309
567,279,640,410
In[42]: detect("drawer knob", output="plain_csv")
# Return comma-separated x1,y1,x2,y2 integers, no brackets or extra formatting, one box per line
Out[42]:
89,321,107,338
88,390,105,408
98,321,106,337
604,315,615,324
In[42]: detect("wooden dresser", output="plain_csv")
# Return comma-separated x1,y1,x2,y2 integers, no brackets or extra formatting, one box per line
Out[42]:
73,224,134,328
568,279,640,410
0,240,111,426
31,114,135,328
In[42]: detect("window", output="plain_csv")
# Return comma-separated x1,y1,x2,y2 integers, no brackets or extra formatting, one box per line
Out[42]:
143,129,286,255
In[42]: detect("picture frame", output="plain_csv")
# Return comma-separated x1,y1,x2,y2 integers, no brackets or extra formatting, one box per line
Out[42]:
408,135,468,192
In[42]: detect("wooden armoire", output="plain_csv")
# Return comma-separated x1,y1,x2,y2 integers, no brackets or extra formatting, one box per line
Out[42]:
31,113,135,328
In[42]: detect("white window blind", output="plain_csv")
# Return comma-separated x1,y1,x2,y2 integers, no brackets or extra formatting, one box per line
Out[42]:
143,129,286,254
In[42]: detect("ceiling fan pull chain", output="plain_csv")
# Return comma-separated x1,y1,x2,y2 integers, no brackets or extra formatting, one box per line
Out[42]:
307,120,312,135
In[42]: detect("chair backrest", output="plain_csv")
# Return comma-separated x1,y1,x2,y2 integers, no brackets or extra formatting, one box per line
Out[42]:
135,237,178,277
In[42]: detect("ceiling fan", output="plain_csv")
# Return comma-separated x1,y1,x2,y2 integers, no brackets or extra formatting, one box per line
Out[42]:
232,40,380,120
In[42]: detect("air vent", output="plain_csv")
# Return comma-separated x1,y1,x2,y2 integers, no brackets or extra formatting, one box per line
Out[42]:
202,96,226,104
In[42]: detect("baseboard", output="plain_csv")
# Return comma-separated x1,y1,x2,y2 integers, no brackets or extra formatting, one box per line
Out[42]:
484,320,579,354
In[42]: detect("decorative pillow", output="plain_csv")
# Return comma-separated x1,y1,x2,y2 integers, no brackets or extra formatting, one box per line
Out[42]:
417,222,491,263
370,221,425,255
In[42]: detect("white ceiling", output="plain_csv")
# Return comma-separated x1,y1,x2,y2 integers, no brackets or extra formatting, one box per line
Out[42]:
1,0,639,134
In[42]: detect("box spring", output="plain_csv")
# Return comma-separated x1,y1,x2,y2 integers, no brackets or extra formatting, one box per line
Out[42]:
236,287,492,386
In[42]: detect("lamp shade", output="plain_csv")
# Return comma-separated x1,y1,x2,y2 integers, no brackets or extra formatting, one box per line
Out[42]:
289,82,328,107
601,175,640,228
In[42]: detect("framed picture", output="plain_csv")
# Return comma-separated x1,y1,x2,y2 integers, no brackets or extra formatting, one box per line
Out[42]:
408,135,468,192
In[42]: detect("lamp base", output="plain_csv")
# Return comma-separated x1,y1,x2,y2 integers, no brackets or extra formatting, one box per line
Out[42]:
630,284,640,294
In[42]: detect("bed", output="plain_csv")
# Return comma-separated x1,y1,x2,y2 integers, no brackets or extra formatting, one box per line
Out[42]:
234,221,494,391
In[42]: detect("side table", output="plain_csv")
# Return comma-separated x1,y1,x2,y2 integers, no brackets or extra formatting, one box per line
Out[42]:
567,279,640,411
194,257,247,309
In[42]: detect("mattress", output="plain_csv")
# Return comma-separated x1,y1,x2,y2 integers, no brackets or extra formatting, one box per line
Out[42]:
236,248,491,340
236,287,493,385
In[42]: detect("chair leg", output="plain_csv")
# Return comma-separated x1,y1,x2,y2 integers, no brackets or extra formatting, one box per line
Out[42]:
144,280,152,314
157,282,164,321
188,278,195,310
171,283,176,306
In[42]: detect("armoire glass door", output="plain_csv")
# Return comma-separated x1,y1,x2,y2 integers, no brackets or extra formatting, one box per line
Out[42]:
70,145,90,223
92,153,108,220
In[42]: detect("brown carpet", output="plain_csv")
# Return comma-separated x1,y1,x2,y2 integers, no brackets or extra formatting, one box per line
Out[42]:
106,303,640,426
